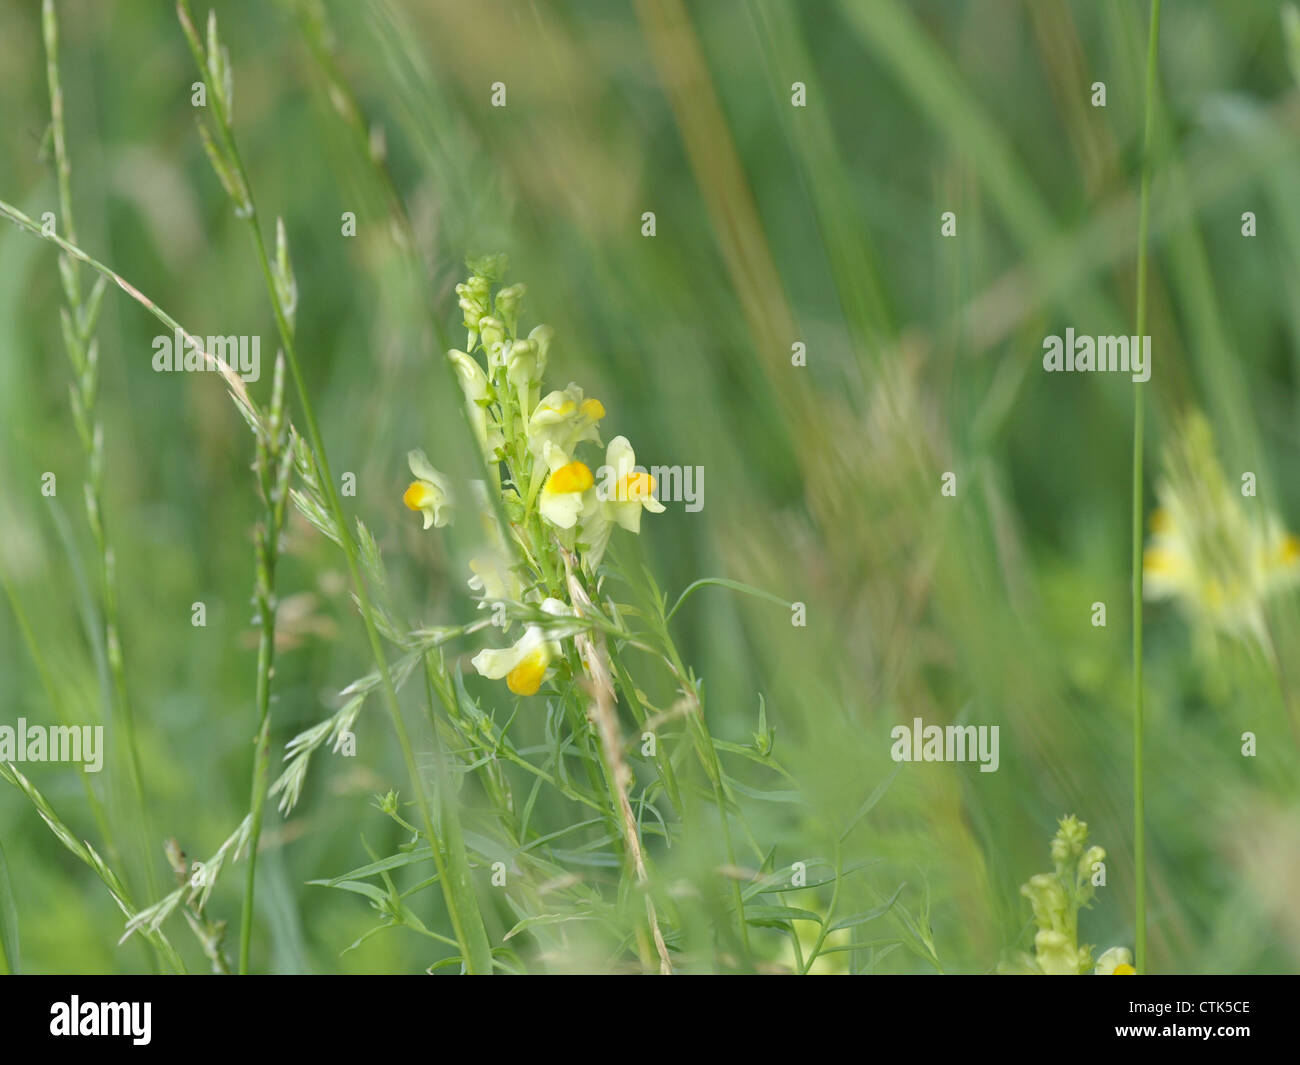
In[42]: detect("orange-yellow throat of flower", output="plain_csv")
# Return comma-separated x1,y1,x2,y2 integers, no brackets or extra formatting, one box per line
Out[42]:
403,481,434,511
620,471,656,501
506,648,549,696
547,461,594,494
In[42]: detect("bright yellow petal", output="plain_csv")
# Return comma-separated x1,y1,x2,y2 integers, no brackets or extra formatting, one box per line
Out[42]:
547,461,594,494
620,471,655,502
403,481,431,511
1112,963,1136,975
506,647,549,695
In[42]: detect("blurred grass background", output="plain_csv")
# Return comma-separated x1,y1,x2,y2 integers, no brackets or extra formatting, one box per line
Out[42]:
2,0,1299,973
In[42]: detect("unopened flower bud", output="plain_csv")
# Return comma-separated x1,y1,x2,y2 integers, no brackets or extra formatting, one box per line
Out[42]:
494,283,526,334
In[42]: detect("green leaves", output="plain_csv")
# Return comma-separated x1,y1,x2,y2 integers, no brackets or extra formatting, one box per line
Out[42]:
829,883,904,933
665,577,791,624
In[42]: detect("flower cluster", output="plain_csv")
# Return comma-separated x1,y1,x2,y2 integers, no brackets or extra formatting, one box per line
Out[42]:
402,257,664,696
1144,412,1300,647
1001,815,1132,975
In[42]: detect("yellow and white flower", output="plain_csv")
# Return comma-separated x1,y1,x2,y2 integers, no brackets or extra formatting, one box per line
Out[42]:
526,383,604,465
597,436,665,533
1144,413,1300,644
471,597,577,696
538,442,595,530
402,450,453,529
467,552,523,613
1094,946,1135,975
569,436,666,571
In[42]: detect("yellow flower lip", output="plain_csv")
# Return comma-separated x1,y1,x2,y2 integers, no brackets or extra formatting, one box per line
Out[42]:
1143,547,1178,576
539,399,576,419
403,481,432,511
580,398,605,421
506,648,548,695
1282,535,1300,565
620,471,655,501
1112,963,1136,975
547,460,594,494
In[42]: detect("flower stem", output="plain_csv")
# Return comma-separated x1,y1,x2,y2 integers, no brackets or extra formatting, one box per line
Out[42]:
1133,0,1162,976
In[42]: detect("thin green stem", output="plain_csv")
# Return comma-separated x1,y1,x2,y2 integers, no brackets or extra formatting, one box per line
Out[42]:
1133,0,1162,976
655,630,752,962
239,358,290,973
43,0,159,911
800,840,843,975
175,0,492,974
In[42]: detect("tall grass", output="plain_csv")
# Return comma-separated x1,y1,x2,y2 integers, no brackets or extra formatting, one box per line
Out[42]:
0,0,1297,975
1131,0,1163,977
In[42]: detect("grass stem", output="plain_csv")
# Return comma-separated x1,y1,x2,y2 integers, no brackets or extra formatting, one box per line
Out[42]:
1133,0,1162,977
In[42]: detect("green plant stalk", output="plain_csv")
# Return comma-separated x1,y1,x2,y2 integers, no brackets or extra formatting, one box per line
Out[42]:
238,580,276,974
0,197,277,970
800,840,844,974
421,653,500,968
239,358,291,973
623,559,760,963
0,188,481,972
0,762,185,972
175,0,492,974
1133,0,1162,976
0,197,455,966
43,0,159,911
657,631,752,962
290,0,543,956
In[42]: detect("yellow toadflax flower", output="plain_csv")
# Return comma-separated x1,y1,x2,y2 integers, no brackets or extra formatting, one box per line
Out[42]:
1094,946,1135,975
402,449,453,529
526,383,605,474
598,436,666,532
575,435,666,570
538,442,595,530
471,597,577,696
467,553,522,613
1144,413,1300,646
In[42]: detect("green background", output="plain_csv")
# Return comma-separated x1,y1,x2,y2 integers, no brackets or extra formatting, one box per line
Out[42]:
1,0,1298,973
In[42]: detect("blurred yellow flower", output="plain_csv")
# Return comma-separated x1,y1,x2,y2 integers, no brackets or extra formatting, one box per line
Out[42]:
1143,413,1300,644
